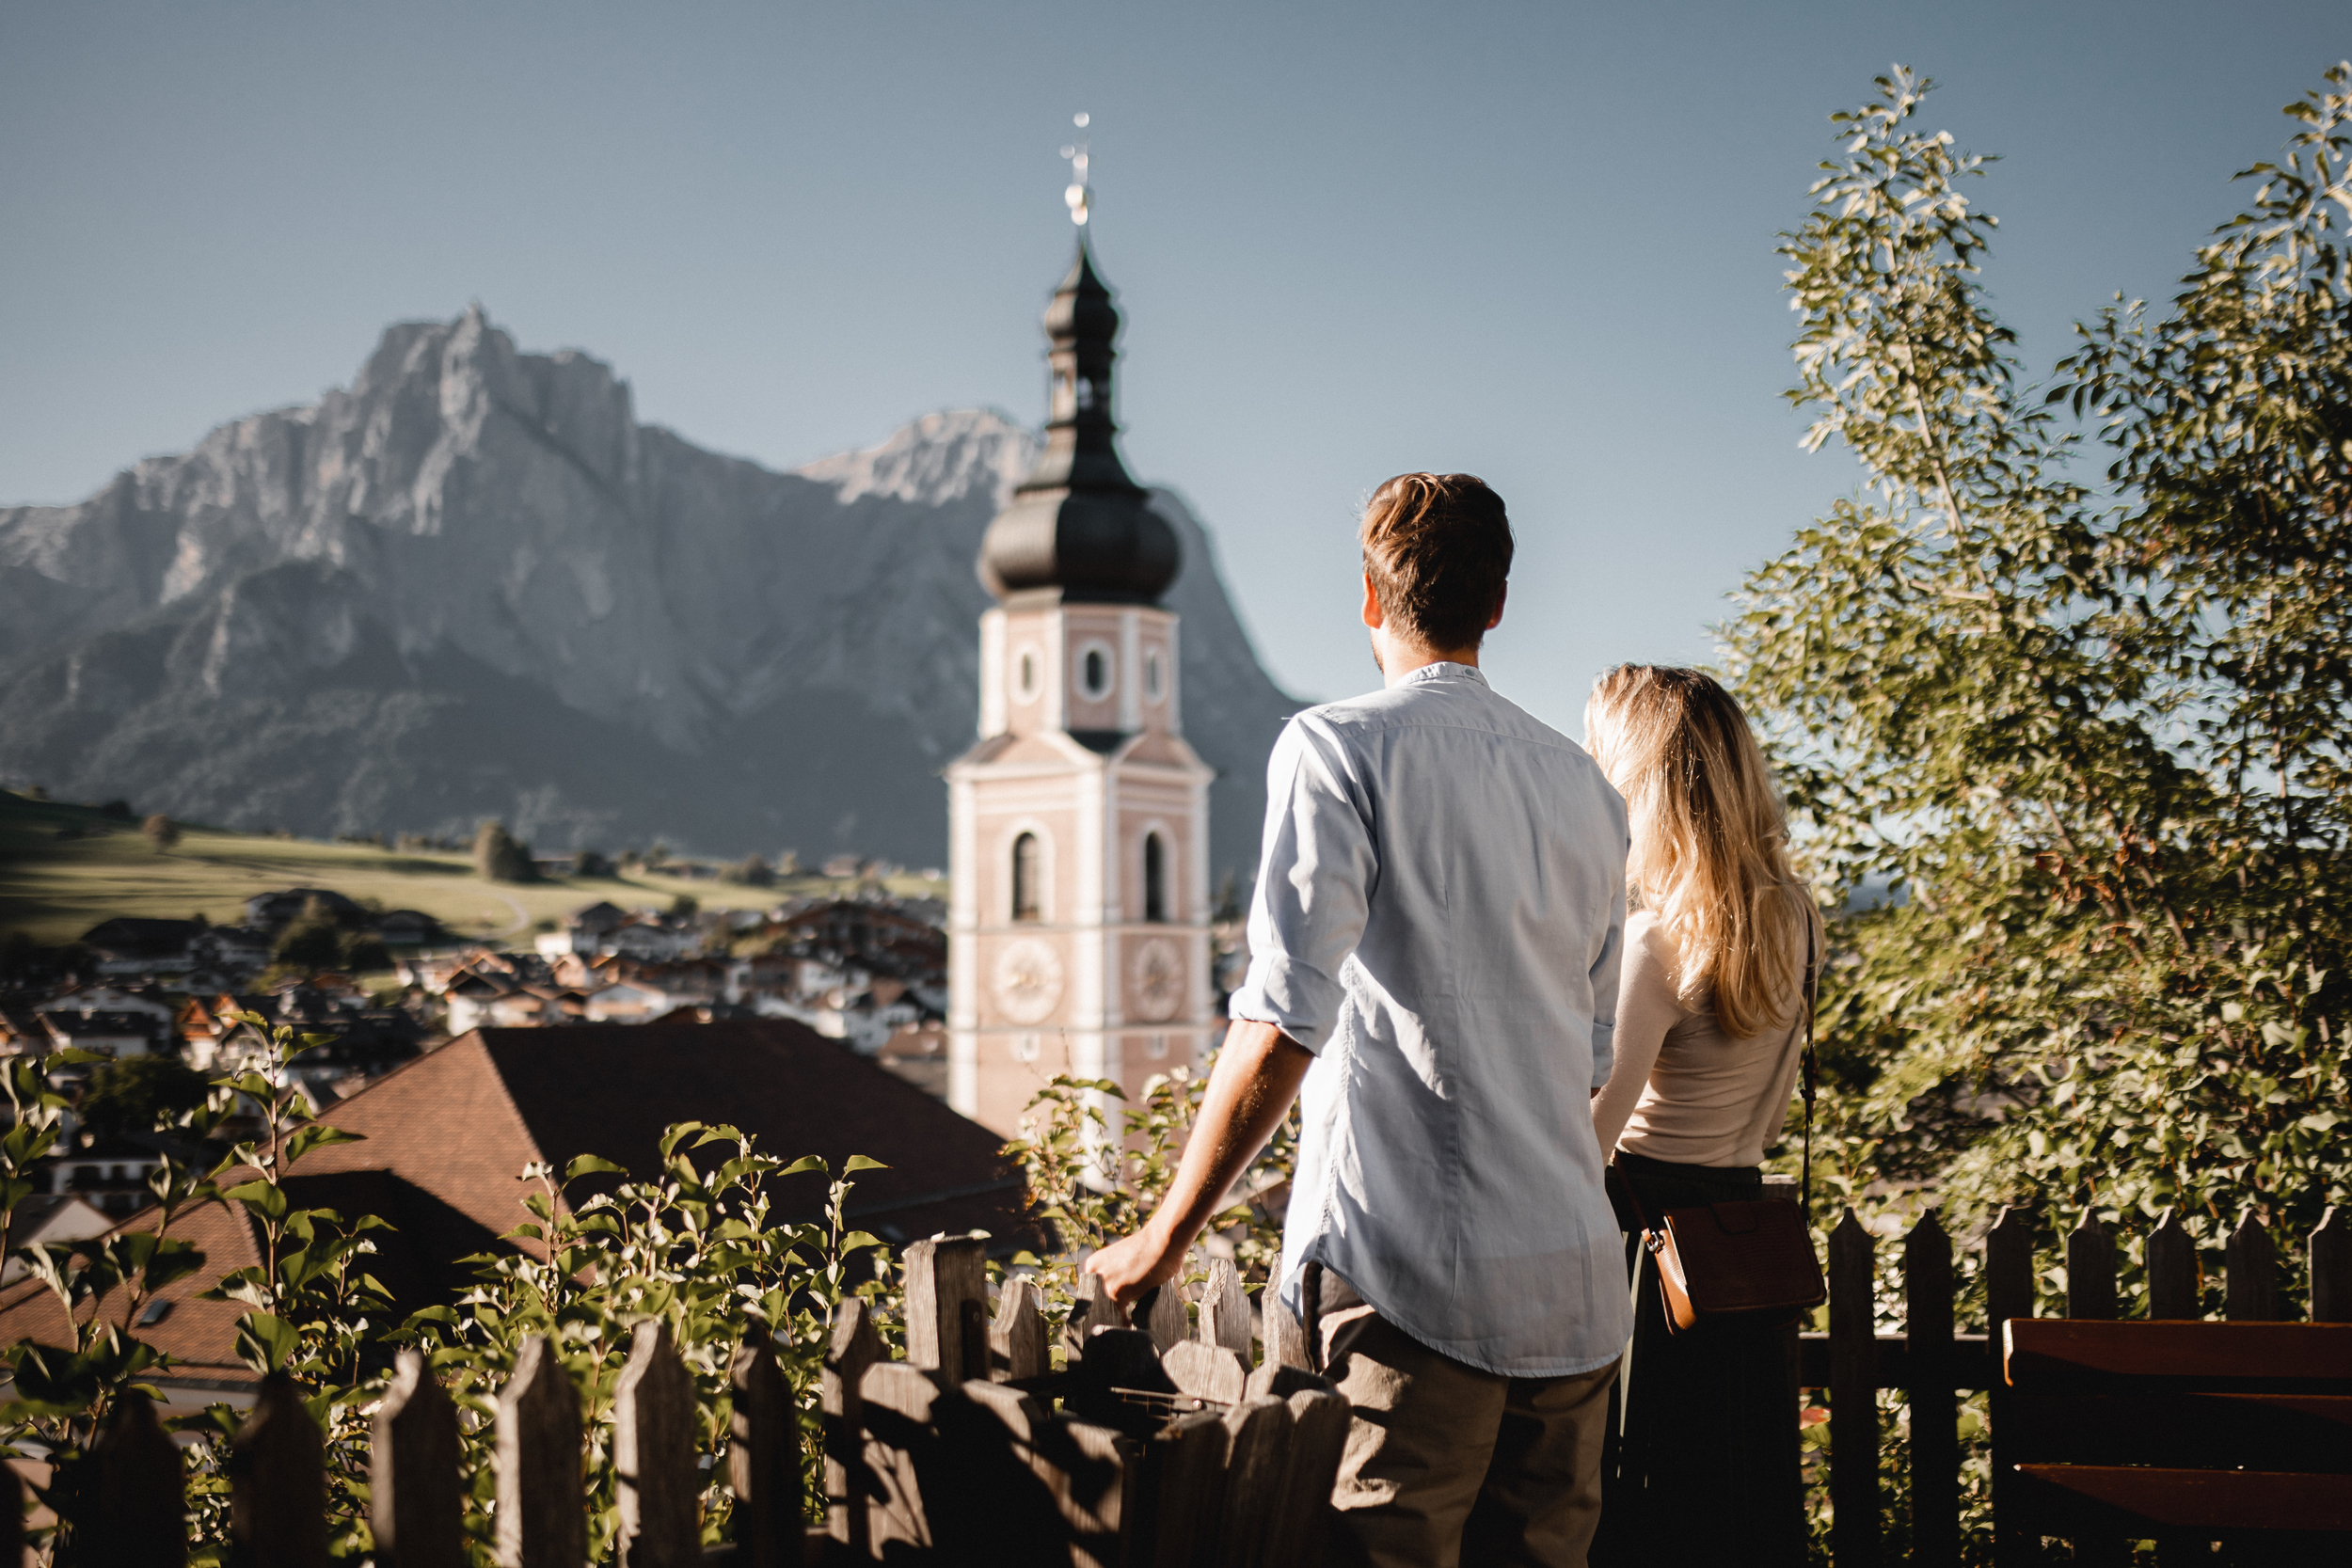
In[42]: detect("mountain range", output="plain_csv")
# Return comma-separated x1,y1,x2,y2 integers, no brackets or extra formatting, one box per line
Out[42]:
0,308,1300,880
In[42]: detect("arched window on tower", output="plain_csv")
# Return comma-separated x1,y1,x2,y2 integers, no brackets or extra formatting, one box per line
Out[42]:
1143,832,1168,924
1012,832,1042,923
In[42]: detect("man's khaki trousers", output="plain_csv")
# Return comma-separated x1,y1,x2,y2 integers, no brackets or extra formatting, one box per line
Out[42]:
1321,1308,1618,1568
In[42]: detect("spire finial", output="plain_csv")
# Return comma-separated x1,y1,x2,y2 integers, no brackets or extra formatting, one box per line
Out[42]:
1059,112,1092,228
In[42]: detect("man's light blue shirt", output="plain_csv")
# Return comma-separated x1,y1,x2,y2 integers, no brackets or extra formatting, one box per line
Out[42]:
1229,662,1630,1377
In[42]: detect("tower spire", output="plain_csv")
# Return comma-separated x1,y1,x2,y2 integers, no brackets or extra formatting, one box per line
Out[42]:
976,117,1179,605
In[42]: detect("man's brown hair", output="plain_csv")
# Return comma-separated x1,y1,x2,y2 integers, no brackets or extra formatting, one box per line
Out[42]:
1359,472,1515,652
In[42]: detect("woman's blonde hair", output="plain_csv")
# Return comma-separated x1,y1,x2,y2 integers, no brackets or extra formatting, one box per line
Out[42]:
1585,665,1808,1038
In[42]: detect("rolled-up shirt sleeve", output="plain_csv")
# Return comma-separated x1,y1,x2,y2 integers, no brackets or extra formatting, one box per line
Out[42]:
1227,717,1375,1054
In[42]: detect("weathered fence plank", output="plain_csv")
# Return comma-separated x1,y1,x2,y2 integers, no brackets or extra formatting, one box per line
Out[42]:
1215,1395,1295,1568
1137,1407,1229,1568
904,1234,989,1382
86,1387,184,1568
231,1371,327,1568
498,1334,585,1568
1829,1208,1881,1568
2316,1206,2351,1323
1266,1387,1351,1568
2061,1213,2126,1568
373,1349,463,1568
2146,1207,2198,1321
993,1277,1050,1381
1038,1416,1141,1568
614,1321,699,1568
960,1381,1088,1561
741,1316,814,1567
1200,1257,1253,1358
1069,1271,1128,1353
1141,1281,1191,1354
1263,1291,1310,1371
2225,1211,2279,1323
1985,1205,2038,1568
2066,1210,2118,1322
1164,1338,1248,1405
1905,1211,1958,1568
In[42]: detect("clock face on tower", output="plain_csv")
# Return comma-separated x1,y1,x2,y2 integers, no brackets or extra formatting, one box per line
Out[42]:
1130,936,1183,1022
993,938,1065,1024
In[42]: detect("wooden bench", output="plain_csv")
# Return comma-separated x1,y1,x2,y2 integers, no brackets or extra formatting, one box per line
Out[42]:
1997,1319,2352,1560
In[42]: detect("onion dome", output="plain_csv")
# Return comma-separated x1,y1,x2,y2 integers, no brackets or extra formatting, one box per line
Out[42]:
978,243,1180,604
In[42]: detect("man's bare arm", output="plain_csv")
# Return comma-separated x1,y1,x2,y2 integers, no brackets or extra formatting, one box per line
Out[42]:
1084,1019,1314,1303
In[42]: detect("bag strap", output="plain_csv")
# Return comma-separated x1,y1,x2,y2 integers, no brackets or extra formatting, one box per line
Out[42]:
1800,904,1820,1212
1612,1150,1665,1243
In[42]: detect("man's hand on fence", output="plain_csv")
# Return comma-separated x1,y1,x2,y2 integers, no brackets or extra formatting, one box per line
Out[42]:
1088,1219,1187,1303
1085,1019,1313,1306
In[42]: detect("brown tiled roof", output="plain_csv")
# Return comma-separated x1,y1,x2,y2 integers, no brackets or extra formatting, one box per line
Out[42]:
0,1020,1025,1386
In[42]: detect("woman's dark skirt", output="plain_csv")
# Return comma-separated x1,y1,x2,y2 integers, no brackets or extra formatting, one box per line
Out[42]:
1591,1149,1807,1568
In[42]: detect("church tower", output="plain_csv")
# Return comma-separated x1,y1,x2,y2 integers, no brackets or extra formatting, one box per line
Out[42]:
946,233,1216,1137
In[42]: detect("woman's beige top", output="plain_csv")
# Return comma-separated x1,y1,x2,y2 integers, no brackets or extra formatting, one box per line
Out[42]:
1590,899,1820,1168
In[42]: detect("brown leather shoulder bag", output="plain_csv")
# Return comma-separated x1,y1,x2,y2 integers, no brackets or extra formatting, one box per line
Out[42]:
1614,912,1826,1334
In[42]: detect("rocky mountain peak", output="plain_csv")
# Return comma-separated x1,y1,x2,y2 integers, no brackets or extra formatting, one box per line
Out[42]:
0,310,1298,874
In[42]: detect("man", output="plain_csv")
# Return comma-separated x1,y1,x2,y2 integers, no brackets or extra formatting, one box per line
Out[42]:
1089,472,1630,1567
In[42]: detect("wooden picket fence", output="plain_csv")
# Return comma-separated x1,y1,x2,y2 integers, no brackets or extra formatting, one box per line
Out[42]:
1803,1199,2352,1568
0,1236,1345,1566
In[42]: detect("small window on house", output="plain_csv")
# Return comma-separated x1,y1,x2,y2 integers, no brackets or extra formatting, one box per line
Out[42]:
1017,649,1038,701
138,1298,172,1326
1082,647,1109,699
1144,832,1168,924
1012,832,1042,922
1145,649,1165,703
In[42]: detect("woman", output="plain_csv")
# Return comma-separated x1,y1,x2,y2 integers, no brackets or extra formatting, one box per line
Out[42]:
1584,665,1820,1568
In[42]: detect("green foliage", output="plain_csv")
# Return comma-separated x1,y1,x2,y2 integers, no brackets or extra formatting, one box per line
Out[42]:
1739,61,2352,1564
471,819,539,884
723,855,776,888
1733,62,2352,1268
1001,1065,1295,1333
271,896,391,977
76,1054,211,1136
394,1133,896,1560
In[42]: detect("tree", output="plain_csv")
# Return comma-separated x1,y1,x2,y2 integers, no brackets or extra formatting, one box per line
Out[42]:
471,819,538,883
139,813,180,852
271,895,390,976
724,854,775,888
78,1055,211,1137
574,847,616,879
1726,66,2352,1288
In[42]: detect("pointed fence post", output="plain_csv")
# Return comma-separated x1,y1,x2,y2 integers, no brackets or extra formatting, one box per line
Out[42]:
1267,1386,1351,1568
2066,1211,2118,1321
2145,1208,2199,1320
1905,1211,1958,1568
1200,1258,1253,1358
1164,1339,1248,1405
2225,1211,2280,1322
735,1319,798,1568
497,1334,585,1568
1136,1408,1229,1568
231,1371,327,1568
904,1235,989,1383
1828,1208,1880,1568
1067,1272,1128,1357
1216,1395,1295,1568
1985,1206,2039,1568
615,1322,699,1568
2313,1207,2351,1323
1141,1281,1191,1354
1263,1291,1310,1371
993,1277,1050,1381
373,1349,464,1568
85,1387,184,1568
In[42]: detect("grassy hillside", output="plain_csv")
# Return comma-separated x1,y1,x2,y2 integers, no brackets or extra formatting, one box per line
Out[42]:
0,792,946,947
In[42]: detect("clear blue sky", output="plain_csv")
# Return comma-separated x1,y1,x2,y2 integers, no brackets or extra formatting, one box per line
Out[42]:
3,1,2344,736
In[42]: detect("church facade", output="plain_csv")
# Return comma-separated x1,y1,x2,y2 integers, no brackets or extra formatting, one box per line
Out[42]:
946,244,1217,1137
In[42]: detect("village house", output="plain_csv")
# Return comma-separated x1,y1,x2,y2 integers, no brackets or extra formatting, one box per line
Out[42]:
0,1020,1025,1419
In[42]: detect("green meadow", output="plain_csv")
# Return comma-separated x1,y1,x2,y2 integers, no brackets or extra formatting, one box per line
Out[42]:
0,791,944,948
